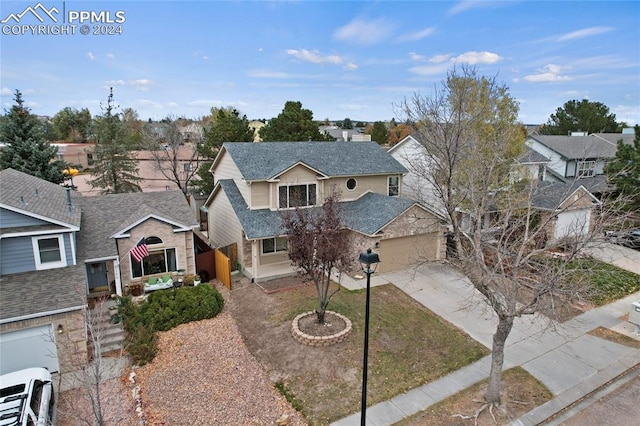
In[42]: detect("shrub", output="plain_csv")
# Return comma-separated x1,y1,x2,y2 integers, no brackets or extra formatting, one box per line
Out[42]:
120,285,225,365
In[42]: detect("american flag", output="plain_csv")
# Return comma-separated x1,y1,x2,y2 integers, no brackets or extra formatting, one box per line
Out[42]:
130,237,149,263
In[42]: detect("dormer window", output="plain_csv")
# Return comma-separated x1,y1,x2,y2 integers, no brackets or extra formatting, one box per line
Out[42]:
279,183,317,208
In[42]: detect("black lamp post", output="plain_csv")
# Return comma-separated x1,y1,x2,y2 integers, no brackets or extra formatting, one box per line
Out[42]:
358,248,380,425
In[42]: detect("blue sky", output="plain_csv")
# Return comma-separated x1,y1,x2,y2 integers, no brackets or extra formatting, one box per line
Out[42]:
1,0,639,126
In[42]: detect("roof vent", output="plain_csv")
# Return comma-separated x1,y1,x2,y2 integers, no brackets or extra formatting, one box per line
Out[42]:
20,195,27,205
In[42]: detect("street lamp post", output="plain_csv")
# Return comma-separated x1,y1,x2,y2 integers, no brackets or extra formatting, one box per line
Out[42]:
358,248,380,426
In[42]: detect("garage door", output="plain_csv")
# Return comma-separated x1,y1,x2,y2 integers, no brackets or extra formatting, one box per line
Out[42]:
0,325,59,374
555,209,591,239
377,233,439,273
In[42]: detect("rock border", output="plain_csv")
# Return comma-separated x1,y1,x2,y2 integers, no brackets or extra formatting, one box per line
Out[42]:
291,310,352,347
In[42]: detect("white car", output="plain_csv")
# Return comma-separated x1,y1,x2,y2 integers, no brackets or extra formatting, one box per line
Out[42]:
0,368,54,426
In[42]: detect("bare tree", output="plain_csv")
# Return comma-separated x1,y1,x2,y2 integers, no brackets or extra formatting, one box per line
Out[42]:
55,297,130,426
142,118,200,197
396,66,620,412
280,190,353,323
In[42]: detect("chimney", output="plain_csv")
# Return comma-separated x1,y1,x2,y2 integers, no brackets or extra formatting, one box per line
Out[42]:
65,187,73,211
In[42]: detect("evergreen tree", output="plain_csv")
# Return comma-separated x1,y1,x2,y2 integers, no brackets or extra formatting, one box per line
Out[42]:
0,90,65,183
259,101,332,142
539,99,618,135
605,125,640,211
370,121,389,145
88,88,142,194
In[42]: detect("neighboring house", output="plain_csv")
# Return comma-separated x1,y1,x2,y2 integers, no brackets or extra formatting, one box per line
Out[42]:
0,169,200,375
178,122,204,144
73,145,200,196
319,126,371,142
533,181,601,241
390,135,599,244
203,141,447,282
525,132,634,192
388,135,444,214
52,142,96,169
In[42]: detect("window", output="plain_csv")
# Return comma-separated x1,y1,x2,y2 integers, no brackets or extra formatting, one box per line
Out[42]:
278,184,317,208
346,178,357,191
131,248,177,278
262,237,288,254
86,153,94,166
183,163,194,172
577,161,596,178
32,235,67,270
388,176,399,196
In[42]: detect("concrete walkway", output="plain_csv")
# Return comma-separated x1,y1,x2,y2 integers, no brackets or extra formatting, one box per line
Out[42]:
331,263,640,426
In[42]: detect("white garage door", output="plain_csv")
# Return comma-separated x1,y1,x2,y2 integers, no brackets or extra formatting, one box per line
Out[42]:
555,208,591,239
377,233,439,273
0,325,59,374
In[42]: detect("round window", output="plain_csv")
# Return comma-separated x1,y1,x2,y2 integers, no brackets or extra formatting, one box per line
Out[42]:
346,178,357,190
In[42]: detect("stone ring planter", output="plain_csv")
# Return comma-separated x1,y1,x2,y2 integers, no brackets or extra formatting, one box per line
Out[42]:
291,310,352,347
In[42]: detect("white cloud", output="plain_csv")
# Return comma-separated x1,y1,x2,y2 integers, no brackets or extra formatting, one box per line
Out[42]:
344,62,358,71
452,51,501,64
409,52,426,62
286,49,343,65
106,53,115,59
409,62,451,76
558,26,613,42
86,52,95,60
522,64,572,82
398,27,435,42
429,54,451,64
409,50,502,76
105,80,126,86
0,87,13,96
131,79,154,91
333,18,394,45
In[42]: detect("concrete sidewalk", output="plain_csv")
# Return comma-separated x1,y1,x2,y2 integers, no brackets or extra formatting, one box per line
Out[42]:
332,263,640,426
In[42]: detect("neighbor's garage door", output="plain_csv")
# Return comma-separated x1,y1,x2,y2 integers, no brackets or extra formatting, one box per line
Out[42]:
0,325,59,374
377,233,439,273
555,208,591,240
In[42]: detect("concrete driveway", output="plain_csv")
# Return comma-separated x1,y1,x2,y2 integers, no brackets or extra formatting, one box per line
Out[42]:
583,240,640,275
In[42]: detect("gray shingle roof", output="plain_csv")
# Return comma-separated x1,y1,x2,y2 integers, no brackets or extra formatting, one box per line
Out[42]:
0,264,86,320
532,181,598,210
222,141,407,181
527,134,628,160
219,179,420,238
76,190,199,260
519,146,549,164
0,168,81,228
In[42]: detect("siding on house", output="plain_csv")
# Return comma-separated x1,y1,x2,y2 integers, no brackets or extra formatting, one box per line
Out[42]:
250,181,270,209
208,188,244,249
0,233,75,275
0,209,50,228
526,138,566,177
212,151,249,202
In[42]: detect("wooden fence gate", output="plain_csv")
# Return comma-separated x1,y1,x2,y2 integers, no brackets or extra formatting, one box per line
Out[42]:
214,249,232,290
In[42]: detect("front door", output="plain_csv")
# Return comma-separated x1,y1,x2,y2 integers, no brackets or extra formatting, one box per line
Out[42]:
87,262,109,292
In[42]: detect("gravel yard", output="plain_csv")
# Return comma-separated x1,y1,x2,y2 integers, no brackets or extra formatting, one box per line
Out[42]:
134,311,306,425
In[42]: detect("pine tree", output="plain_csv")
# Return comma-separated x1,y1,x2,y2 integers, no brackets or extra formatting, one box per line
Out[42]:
88,88,142,194
0,90,65,183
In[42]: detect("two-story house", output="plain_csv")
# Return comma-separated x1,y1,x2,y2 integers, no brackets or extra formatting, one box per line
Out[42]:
203,142,447,282
524,132,635,193
0,168,199,375
390,135,600,243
